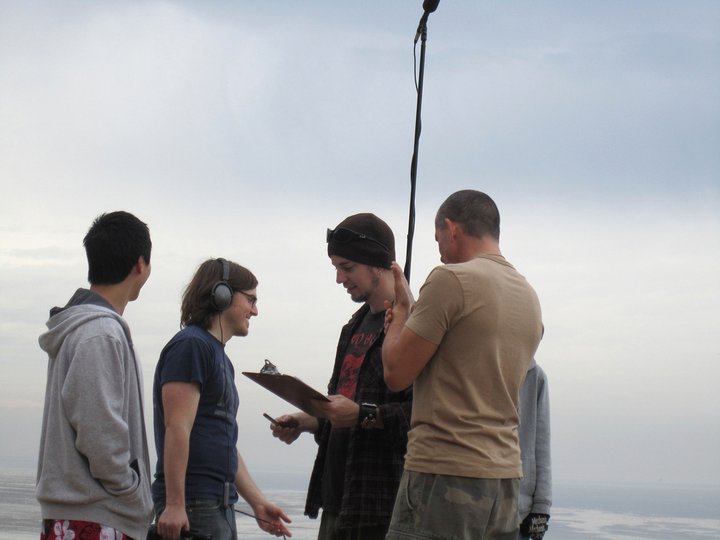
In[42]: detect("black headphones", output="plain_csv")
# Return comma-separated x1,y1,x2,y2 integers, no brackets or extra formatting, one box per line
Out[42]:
210,258,234,312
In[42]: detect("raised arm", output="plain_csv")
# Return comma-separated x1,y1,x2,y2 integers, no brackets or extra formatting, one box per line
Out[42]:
382,263,437,391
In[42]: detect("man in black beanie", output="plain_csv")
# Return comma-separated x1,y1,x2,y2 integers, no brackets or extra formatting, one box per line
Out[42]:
270,213,412,540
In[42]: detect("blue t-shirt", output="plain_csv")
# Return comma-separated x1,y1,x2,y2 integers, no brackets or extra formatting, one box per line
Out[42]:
151,325,239,504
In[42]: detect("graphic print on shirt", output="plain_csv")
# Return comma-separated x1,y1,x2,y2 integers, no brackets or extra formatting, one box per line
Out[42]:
336,311,384,399
213,352,238,421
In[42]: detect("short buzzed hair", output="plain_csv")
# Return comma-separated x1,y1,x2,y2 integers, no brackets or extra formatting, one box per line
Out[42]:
435,190,500,240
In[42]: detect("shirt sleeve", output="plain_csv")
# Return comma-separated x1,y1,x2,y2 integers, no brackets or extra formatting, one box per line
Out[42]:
532,367,552,514
158,336,212,391
406,266,464,345
61,332,138,496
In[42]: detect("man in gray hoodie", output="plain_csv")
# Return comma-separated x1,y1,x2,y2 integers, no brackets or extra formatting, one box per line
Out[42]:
518,359,552,539
36,211,153,540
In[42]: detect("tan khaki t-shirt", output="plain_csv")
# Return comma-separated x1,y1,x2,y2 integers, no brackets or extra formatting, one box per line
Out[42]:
404,255,542,479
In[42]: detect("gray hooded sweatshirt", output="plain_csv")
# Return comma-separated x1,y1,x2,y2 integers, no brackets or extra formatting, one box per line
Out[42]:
518,359,552,519
36,289,153,540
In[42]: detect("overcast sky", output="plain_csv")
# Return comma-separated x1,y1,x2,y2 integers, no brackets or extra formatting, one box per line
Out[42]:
1,1,718,492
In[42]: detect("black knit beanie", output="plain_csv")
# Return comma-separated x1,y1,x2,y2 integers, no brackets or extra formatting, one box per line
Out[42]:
327,213,395,269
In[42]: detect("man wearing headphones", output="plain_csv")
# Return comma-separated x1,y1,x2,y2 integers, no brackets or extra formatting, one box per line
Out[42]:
151,258,291,540
270,213,412,540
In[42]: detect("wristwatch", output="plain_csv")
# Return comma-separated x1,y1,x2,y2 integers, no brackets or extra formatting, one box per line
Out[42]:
359,403,378,429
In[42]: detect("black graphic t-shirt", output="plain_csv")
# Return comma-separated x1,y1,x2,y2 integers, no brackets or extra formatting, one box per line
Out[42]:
321,309,384,512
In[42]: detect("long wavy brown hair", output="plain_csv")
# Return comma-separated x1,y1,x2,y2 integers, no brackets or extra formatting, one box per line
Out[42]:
180,258,258,330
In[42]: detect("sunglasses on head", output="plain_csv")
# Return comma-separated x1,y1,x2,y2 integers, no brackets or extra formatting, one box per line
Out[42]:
326,227,389,252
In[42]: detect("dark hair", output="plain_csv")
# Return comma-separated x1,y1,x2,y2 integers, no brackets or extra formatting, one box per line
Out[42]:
180,258,258,330
435,190,500,240
83,211,151,285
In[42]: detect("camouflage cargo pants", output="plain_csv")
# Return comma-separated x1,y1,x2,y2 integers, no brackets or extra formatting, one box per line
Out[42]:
385,471,520,540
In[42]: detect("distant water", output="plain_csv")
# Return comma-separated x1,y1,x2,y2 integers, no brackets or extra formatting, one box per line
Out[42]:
0,473,318,540
549,483,720,539
2,472,719,539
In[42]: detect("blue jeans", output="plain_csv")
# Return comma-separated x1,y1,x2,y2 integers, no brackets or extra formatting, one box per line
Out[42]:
155,499,237,540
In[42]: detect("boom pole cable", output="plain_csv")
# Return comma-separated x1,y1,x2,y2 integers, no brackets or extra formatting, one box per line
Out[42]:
234,508,287,540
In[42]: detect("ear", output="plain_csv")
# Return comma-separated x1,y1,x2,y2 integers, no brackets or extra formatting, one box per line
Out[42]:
135,256,148,275
445,218,460,239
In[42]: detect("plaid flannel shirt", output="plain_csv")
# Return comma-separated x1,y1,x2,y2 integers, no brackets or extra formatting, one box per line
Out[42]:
305,304,412,530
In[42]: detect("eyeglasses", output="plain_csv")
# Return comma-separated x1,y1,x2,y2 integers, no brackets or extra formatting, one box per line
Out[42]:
237,291,258,308
326,227,389,252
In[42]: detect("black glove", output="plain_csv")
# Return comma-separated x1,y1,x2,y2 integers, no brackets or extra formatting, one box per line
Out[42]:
519,513,549,539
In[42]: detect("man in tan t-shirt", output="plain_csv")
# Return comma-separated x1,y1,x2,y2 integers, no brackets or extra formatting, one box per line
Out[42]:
382,190,543,540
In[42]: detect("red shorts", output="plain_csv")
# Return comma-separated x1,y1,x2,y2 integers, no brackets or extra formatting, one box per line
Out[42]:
41,519,134,540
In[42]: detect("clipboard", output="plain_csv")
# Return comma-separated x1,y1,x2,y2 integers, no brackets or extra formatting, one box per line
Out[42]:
242,372,330,417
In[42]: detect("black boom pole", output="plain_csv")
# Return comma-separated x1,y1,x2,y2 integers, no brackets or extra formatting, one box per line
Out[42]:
405,0,440,282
